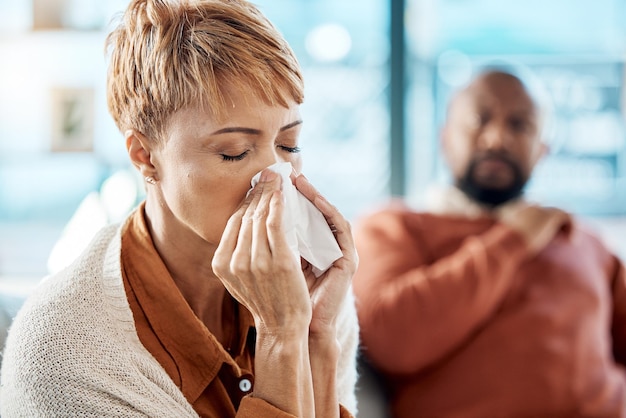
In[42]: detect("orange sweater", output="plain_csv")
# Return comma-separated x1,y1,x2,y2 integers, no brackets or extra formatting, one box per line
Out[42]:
353,203,626,418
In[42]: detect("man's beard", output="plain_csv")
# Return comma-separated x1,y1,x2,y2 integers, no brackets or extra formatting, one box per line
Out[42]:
455,153,527,207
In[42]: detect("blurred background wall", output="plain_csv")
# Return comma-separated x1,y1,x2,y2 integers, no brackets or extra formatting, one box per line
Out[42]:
1,0,625,301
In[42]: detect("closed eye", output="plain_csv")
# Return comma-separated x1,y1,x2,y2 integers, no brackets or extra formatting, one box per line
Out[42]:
221,151,249,161
279,145,301,153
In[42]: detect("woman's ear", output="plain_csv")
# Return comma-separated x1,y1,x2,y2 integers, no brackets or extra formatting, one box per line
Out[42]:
126,130,158,180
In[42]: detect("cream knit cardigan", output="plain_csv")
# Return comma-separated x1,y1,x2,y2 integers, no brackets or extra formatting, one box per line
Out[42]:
0,223,359,417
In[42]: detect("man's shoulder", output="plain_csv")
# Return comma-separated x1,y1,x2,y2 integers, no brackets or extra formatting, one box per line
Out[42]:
567,216,624,260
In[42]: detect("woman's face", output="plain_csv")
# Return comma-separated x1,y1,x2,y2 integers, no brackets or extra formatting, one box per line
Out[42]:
149,85,303,246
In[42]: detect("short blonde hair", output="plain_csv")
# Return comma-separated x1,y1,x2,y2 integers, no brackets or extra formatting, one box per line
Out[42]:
106,0,304,143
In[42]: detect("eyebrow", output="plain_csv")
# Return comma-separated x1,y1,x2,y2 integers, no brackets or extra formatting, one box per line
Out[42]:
211,119,303,136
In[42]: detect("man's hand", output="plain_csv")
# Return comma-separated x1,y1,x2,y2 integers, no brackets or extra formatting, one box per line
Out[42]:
496,201,570,255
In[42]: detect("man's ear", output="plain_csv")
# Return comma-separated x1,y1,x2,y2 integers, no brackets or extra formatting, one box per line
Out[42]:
126,130,158,180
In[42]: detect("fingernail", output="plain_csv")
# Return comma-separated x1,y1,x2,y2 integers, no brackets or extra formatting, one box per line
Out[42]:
260,170,277,182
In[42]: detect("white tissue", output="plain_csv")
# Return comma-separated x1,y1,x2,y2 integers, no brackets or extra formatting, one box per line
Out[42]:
250,162,343,277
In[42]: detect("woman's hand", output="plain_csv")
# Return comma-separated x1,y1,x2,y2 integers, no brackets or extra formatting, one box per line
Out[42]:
295,174,357,418
294,174,358,337
212,169,312,334
213,169,316,417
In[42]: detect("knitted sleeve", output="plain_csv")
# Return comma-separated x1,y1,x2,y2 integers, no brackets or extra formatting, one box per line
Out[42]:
335,288,359,415
0,227,198,418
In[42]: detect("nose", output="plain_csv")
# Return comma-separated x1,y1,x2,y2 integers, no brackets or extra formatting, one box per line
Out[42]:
256,146,287,173
478,119,511,151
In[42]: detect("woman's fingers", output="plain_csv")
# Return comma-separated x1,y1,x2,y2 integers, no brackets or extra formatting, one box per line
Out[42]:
251,171,282,269
294,174,339,224
292,173,318,203
214,169,276,275
266,188,291,258
230,180,265,276
213,185,256,276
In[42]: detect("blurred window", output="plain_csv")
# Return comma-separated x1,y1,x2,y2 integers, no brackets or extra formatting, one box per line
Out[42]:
253,0,390,220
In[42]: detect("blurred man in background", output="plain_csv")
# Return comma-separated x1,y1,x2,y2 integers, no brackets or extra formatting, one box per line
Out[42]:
353,69,626,417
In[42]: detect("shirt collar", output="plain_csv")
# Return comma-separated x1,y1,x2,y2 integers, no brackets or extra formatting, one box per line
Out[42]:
121,202,255,403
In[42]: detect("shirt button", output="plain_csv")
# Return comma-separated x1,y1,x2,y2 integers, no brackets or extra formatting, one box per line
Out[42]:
239,378,252,393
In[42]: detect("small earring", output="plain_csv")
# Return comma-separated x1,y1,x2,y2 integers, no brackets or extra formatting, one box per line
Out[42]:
145,176,157,185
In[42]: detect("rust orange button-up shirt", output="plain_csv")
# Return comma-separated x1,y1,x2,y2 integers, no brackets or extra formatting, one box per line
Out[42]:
120,204,352,417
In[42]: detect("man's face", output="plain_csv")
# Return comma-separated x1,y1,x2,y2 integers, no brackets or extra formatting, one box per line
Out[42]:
442,73,544,206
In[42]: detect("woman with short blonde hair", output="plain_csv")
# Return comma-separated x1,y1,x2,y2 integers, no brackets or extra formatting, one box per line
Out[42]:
1,1,359,417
